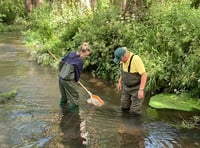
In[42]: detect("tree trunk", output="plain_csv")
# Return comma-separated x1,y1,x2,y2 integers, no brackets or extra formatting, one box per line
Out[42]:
80,0,91,9
121,0,146,18
91,0,97,11
24,0,43,15
24,0,33,14
36,0,43,6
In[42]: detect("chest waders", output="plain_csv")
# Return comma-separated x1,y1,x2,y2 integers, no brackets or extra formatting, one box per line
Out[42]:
59,63,79,109
121,55,143,114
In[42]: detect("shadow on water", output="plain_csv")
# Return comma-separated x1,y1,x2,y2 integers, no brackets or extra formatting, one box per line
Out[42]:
0,32,200,148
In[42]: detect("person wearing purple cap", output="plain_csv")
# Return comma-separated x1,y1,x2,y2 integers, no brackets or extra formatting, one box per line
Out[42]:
114,47,147,115
59,42,91,111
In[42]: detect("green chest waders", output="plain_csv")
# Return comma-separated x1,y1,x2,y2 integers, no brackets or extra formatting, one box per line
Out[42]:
121,55,143,114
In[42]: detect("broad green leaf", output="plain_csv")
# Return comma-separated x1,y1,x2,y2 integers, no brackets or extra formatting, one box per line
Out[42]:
149,93,200,111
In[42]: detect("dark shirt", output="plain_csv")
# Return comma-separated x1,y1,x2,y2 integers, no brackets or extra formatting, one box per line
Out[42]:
61,51,83,81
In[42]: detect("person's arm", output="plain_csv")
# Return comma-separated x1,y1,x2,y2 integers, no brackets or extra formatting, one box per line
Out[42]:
138,72,147,99
117,75,122,91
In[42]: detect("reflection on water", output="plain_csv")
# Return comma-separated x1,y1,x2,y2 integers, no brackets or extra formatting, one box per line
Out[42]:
0,32,200,148
60,110,85,148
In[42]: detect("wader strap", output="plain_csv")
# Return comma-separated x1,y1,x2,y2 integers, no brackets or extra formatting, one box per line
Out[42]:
128,54,134,72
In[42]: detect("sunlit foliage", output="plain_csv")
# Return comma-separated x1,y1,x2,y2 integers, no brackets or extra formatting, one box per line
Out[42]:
1,0,199,98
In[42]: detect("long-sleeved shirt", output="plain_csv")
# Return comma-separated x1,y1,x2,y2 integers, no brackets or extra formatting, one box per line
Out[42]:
61,51,83,81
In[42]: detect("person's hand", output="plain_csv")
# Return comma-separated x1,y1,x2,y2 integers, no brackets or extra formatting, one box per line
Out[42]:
138,89,144,99
117,82,122,91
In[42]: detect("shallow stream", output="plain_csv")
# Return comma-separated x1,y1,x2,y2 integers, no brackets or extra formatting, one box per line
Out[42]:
0,32,199,148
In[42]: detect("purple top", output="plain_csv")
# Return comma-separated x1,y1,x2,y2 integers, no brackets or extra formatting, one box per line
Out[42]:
61,51,83,81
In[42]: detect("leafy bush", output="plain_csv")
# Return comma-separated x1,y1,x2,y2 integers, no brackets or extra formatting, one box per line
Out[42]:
24,0,200,98
0,0,25,24
144,1,200,96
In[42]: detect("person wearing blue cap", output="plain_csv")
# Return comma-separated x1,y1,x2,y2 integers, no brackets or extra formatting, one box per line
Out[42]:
113,47,147,115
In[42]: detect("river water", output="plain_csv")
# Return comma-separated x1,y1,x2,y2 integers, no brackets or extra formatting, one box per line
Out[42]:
0,32,200,148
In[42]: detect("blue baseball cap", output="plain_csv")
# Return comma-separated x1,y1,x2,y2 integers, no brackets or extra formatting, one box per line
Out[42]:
113,47,125,63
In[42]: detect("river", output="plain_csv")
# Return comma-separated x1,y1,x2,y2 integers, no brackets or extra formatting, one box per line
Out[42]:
0,32,199,148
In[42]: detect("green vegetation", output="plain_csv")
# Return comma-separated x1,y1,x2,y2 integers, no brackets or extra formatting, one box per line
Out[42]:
149,93,200,111
0,89,18,104
23,0,200,99
0,0,200,101
146,108,200,129
0,0,25,31
178,115,200,129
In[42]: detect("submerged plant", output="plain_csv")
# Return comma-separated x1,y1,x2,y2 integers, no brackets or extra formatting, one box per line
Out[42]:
178,115,200,129
0,89,18,104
